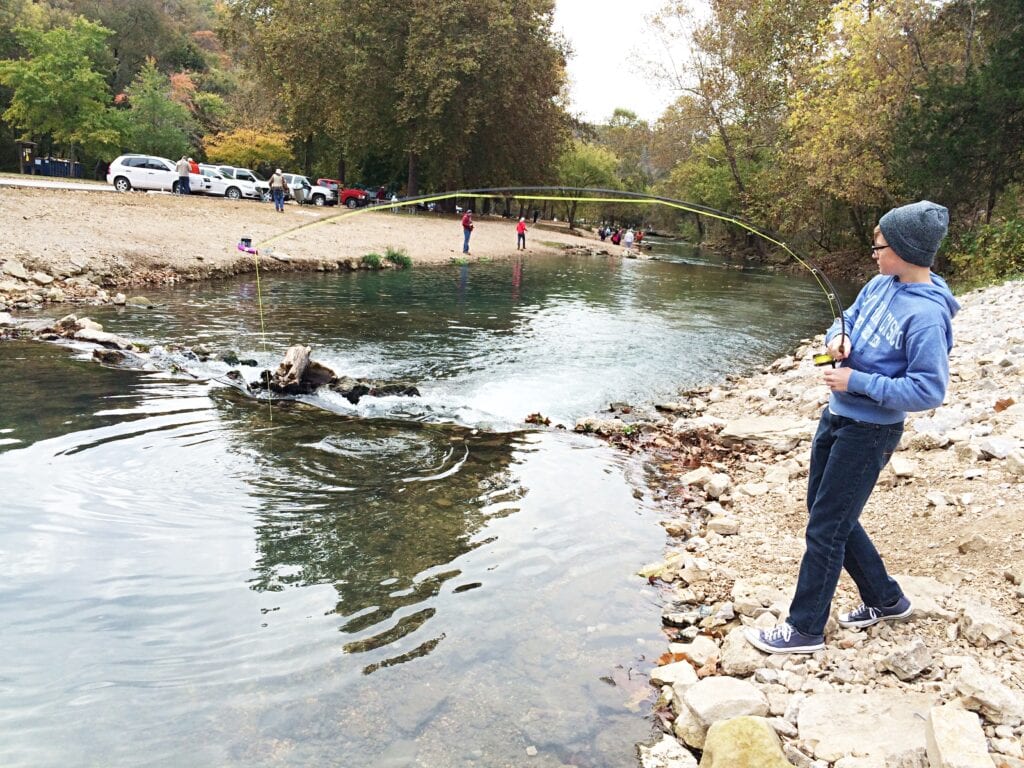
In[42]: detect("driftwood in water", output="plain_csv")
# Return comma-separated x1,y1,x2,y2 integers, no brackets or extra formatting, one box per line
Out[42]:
272,345,311,390
251,346,420,404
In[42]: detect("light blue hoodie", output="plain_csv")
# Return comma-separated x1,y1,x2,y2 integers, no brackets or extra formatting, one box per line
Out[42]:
825,273,960,424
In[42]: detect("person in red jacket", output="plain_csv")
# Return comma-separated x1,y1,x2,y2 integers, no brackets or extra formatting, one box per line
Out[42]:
188,157,199,175
461,209,473,254
516,217,527,250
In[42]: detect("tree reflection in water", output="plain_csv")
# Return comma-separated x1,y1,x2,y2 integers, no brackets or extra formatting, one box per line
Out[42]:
213,390,525,673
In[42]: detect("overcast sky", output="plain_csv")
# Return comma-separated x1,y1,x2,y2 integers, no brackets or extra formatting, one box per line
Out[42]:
553,0,679,125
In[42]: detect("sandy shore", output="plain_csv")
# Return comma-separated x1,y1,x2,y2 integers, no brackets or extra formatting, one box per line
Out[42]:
0,187,595,296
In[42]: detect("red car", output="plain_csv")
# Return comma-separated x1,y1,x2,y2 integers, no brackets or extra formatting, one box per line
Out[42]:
315,179,369,209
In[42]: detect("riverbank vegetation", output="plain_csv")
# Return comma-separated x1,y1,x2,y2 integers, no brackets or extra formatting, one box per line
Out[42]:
0,0,1020,283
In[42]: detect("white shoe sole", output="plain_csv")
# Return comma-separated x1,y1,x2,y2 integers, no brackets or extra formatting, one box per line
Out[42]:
837,605,914,629
744,628,824,654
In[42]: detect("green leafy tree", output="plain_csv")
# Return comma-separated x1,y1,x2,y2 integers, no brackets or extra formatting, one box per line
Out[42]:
556,140,620,227
0,16,123,161
892,0,1024,222
123,58,194,158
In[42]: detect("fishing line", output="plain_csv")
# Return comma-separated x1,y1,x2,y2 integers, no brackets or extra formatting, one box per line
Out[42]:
237,239,274,421
255,187,846,365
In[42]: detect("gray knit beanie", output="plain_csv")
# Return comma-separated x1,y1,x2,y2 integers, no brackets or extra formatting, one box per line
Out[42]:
879,200,949,268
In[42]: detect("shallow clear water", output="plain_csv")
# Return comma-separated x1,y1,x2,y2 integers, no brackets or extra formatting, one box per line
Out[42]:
0,244,841,766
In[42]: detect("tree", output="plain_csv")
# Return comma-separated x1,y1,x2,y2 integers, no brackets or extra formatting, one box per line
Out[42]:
892,0,1024,221
122,58,194,158
555,140,620,227
203,127,292,170
0,16,123,161
225,0,569,194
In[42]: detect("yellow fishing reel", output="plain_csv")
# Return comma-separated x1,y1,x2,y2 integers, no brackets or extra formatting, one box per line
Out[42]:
813,353,836,367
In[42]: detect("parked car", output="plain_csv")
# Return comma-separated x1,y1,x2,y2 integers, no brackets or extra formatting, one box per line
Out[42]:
216,166,271,201
314,178,370,209
197,164,232,197
107,154,209,194
283,174,337,206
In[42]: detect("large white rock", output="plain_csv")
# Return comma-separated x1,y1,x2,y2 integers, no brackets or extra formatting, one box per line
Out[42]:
955,658,1024,724
896,574,957,621
668,635,719,668
797,692,936,763
925,706,996,768
638,734,698,768
649,660,699,689
719,626,765,677
718,415,816,452
699,716,792,768
958,601,1015,647
680,676,768,729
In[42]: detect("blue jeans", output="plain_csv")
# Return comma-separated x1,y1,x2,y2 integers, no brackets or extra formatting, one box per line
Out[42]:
272,188,285,211
178,176,191,194
787,408,904,636
463,228,471,253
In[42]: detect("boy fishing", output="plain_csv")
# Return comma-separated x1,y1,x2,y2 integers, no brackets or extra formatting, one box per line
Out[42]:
746,200,960,654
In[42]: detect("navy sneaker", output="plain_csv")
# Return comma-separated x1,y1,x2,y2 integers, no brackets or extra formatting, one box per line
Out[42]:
744,622,825,654
838,595,913,629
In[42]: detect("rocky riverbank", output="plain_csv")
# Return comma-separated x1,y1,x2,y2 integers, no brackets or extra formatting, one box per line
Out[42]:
576,280,1024,767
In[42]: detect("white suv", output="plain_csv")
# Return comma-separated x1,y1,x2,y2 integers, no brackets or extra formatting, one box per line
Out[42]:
216,166,271,201
107,154,209,194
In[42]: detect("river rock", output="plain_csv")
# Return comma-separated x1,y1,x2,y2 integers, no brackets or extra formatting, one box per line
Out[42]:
880,637,933,681
719,626,765,677
0,311,13,326
673,701,707,749
668,635,719,667
718,415,816,452
796,692,935,763
74,328,134,350
705,473,732,499
681,466,714,487
958,601,1015,647
925,706,994,768
978,436,1017,459
639,734,698,768
650,660,699,689
698,716,791,768
680,676,768,730
126,296,153,307
2,259,29,280
732,577,789,618
30,271,53,285
707,516,740,535
897,574,957,621
890,455,917,478
955,658,1024,723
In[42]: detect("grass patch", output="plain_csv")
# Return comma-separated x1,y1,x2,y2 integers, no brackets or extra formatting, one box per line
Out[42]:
361,252,382,268
384,247,412,269
449,256,469,265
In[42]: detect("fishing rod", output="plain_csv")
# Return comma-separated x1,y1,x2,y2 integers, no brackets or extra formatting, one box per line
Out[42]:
252,186,846,366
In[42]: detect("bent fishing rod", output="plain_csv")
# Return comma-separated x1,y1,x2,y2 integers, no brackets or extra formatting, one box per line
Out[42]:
252,186,846,366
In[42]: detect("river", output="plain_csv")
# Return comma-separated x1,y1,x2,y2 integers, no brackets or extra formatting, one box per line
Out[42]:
0,242,843,766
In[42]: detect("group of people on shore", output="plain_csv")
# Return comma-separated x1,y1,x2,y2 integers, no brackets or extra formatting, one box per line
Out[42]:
459,210,530,254
598,225,643,251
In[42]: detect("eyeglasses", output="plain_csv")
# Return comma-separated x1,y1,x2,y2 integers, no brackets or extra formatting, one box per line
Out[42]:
870,244,889,253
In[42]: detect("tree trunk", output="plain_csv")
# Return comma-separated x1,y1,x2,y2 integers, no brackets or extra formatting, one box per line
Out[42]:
303,133,313,176
407,152,420,197
337,156,346,185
